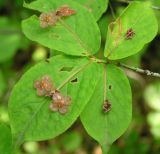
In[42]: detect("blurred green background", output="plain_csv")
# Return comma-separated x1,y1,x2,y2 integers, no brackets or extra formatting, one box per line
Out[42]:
0,0,160,154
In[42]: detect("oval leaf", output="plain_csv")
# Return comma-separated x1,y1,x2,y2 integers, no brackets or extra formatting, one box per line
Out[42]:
104,1,158,60
22,0,101,56
80,64,132,152
9,55,100,143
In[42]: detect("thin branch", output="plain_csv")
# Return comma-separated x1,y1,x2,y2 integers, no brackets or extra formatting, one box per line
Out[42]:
104,64,107,101
119,63,160,78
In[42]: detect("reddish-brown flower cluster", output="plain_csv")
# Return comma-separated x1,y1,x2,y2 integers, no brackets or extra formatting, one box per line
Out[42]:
103,100,111,113
55,5,76,17
39,5,76,28
39,12,58,28
34,75,71,114
49,90,71,114
34,75,54,96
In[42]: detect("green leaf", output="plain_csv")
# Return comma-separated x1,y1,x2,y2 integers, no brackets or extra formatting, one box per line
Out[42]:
80,64,132,152
22,0,101,56
9,55,100,143
0,123,12,154
76,0,109,21
0,17,21,62
104,1,158,60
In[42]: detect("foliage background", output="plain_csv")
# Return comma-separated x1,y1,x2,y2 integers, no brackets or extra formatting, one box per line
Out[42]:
0,0,160,154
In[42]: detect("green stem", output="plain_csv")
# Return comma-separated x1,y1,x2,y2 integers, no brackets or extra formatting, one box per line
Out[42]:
102,144,111,154
104,64,107,102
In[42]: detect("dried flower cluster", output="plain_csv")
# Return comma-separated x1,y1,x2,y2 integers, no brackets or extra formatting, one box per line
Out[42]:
34,75,71,114
49,90,71,114
34,75,54,96
39,5,76,28
39,12,58,28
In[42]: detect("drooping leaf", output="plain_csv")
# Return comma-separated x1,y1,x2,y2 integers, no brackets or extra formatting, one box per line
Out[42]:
22,0,101,56
76,0,109,21
0,123,12,154
104,1,158,60
0,17,21,62
80,64,132,153
9,55,100,143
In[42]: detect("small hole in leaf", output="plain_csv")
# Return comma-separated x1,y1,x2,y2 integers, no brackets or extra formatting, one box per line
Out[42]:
60,66,74,72
71,78,78,83
109,85,112,90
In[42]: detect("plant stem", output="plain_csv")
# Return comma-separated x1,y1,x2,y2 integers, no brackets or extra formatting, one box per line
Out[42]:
119,63,160,78
89,57,107,64
104,64,107,102
102,144,111,154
